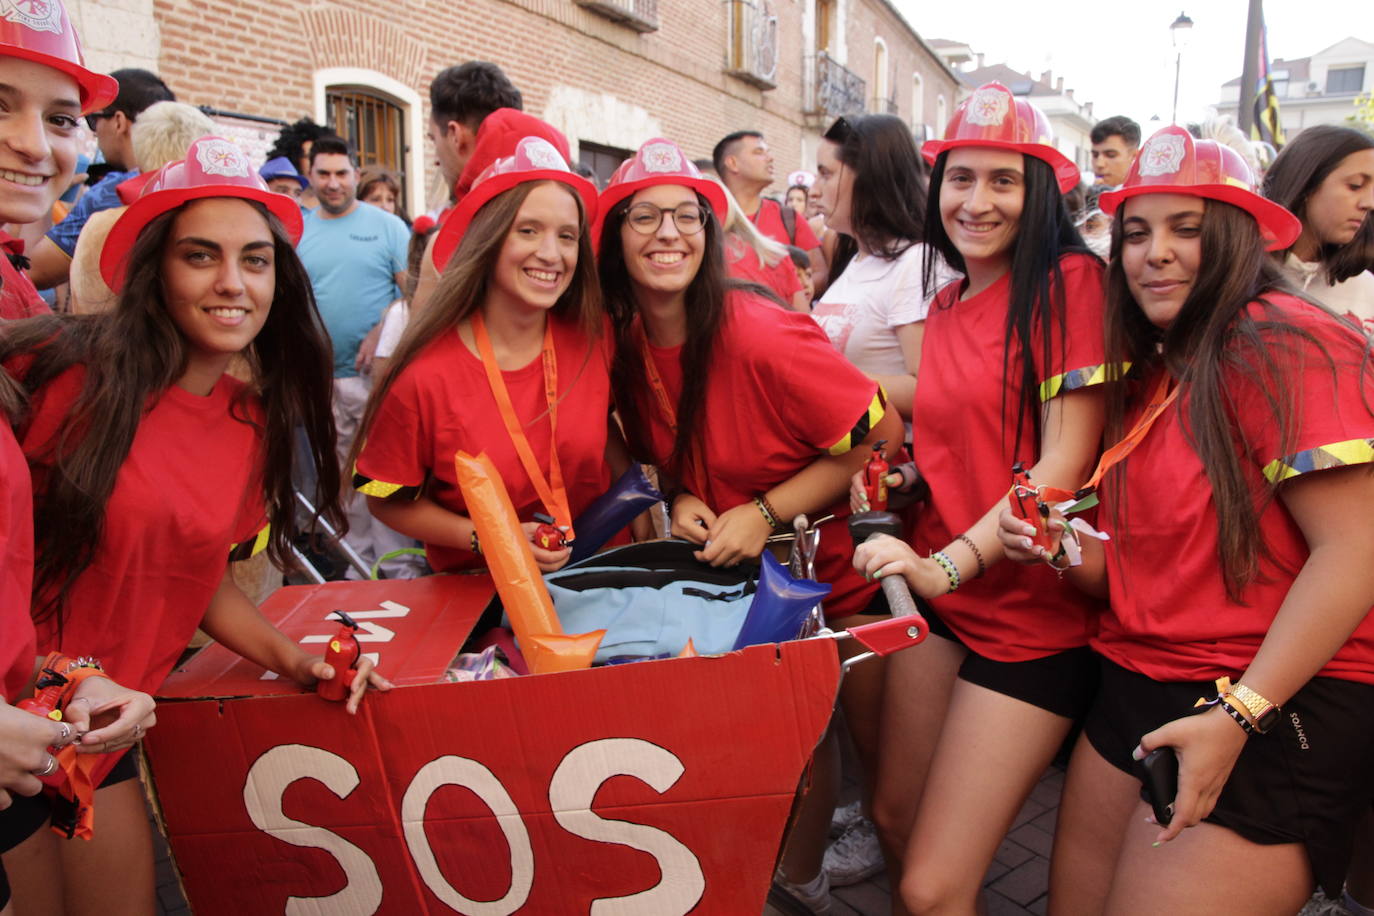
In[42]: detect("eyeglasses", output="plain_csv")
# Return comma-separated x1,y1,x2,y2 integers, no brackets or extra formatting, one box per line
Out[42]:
624,201,707,235
85,110,113,131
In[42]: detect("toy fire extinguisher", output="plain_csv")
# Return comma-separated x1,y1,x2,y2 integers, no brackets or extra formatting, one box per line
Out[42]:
862,440,891,512
18,668,70,788
317,611,361,702
532,512,568,551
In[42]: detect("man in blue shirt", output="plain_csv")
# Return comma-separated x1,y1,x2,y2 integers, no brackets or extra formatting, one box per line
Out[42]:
297,135,413,576
27,68,175,290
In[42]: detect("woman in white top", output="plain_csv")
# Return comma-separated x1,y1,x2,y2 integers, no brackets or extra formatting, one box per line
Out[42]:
1263,125,1374,333
812,114,957,441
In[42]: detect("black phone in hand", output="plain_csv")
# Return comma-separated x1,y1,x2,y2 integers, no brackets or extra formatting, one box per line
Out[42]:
1139,747,1179,827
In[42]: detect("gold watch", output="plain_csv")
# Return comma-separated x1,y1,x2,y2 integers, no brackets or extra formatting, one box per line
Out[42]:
1229,683,1281,734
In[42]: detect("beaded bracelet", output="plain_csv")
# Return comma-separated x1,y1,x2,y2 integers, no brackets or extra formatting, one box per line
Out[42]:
955,533,985,579
931,550,960,593
469,530,482,555
755,494,786,529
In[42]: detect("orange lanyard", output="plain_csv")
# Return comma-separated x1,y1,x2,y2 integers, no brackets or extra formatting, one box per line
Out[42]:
471,312,573,534
637,328,706,499
1082,371,1179,492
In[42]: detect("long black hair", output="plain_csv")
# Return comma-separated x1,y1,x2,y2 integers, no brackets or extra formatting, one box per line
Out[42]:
600,191,733,486
1101,199,1367,599
823,114,927,259
923,150,1094,454
1263,124,1374,285
2,199,341,626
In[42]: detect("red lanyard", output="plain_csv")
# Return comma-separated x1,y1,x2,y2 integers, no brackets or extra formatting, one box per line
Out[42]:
1082,371,1179,492
637,328,705,499
471,312,573,534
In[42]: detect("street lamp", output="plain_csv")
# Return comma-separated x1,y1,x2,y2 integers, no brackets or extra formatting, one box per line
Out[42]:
1171,11,1194,124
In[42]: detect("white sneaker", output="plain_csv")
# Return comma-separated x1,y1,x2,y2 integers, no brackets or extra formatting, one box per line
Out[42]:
828,799,863,839
771,867,834,915
823,816,885,887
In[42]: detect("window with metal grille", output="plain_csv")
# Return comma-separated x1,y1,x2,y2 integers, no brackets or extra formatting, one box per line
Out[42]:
326,88,407,201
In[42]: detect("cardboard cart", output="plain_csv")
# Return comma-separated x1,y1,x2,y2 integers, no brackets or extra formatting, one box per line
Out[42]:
143,571,915,915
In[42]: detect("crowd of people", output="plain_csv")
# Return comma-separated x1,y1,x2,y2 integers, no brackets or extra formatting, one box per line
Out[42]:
1,3,1373,915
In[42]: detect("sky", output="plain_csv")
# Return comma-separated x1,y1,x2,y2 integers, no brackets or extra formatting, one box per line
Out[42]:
895,0,1372,129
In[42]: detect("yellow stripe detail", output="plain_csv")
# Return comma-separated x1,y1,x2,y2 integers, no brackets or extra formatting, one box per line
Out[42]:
229,523,271,561
1039,362,1127,402
1262,438,1374,483
356,478,404,498
826,390,887,456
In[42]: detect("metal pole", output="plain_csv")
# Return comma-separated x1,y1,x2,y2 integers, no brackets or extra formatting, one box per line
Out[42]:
1172,52,1182,123
1238,0,1263,136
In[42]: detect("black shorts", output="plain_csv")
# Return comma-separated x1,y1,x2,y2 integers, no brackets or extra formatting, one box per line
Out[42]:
869,590,1099,719
1084,657,1374,896
0,749,139,854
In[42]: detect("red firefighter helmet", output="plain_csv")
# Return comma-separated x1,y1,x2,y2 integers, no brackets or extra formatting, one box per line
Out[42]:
100,136,305,290
922,82,1080,194
593,138,729,244
0,0,117,114
1099,125,1301,251
431,135,598,271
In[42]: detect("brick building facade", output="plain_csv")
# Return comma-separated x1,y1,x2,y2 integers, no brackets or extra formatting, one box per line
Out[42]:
67,0,959,217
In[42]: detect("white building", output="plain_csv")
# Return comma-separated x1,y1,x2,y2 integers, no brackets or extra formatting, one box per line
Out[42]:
1216,37,1374,136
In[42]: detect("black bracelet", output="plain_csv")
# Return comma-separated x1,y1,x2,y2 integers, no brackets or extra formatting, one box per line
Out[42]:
1218,696,1255,735
955,533,985,578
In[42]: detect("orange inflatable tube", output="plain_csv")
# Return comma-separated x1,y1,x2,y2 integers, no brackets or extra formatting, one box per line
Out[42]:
454,451,603,674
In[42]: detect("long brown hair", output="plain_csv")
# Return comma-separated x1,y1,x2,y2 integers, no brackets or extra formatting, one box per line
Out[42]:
350,180,602,476
2,200,341,625
1263,125,1374,285
599,192,734,485
1102,199,1360,599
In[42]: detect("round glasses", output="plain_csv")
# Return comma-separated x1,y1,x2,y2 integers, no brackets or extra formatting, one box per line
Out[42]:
624,201,707,235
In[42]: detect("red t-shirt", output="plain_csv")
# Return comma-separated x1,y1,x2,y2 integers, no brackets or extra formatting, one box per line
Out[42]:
725,235,803,305
1,422,36,701
632,292,883,618
22,367,266,778
1096,295,1374,685
0,235,49,321
912,253,1107,661
354,316,615,573
751,198,820,251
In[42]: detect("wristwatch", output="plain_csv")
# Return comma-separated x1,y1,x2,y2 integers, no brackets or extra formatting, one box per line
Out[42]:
1229,683,1281,734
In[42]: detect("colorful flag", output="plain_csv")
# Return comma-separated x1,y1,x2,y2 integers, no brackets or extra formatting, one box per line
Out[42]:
1253,9,1285,148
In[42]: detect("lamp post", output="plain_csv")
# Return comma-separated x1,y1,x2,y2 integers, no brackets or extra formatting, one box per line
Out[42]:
1171,11,1194,124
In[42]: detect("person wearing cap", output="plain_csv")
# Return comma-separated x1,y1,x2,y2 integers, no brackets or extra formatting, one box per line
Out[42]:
351,136,623,575
259,155,309,201
25,68,176,292
991,125,1374,915
596,136,901,909
849,82,1108,913
0,135,391,912
0,5,158,908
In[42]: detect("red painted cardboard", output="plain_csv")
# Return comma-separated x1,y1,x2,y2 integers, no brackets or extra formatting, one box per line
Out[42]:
145,578,841,915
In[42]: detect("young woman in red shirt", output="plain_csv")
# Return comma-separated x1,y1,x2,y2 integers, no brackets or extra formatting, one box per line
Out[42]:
595,138,902,908
352,137,622,574
999,126,1374,916
1,137,387,914
852,82,1108,913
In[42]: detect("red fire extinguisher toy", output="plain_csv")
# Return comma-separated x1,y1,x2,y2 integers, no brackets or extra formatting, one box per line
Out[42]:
317,611,361,702
18,668,70,787
862,440,891,512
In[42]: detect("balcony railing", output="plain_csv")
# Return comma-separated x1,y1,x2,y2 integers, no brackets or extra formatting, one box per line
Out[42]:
724,0,779,89
574,0,659,32
806,51,867,123
871,95,898,115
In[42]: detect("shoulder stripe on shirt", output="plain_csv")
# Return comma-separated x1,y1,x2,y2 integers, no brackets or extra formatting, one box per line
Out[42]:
1038,363,1122,402
352,471,422,501
826,388,888,456
228,524,271,562
1263,437,1374,483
